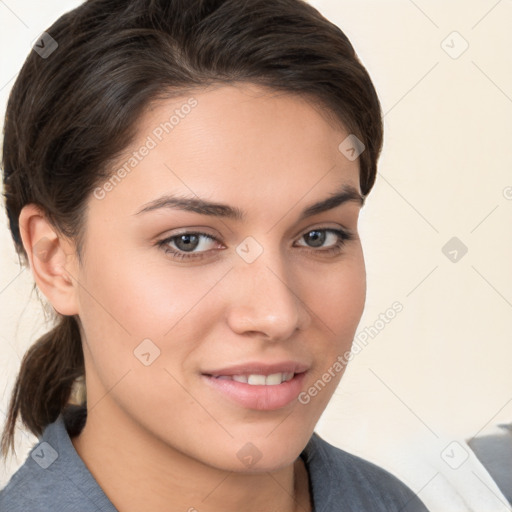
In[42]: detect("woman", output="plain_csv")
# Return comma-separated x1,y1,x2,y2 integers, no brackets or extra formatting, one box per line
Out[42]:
0,0,429,510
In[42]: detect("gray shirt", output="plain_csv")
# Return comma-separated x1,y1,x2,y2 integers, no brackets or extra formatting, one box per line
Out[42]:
1,408,429,511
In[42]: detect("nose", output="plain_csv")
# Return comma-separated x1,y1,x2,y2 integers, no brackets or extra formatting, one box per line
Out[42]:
225,245,311,341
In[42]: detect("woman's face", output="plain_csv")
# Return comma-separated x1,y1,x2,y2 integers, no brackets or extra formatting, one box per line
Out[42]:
73,83,366,471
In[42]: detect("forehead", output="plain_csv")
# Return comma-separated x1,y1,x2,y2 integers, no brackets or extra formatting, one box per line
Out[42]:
90,83,361,221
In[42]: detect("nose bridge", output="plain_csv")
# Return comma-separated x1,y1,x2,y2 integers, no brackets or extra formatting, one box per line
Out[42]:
226,237,309,338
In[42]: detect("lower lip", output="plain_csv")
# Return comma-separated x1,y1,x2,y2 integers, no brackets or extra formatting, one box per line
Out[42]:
202,372,307,411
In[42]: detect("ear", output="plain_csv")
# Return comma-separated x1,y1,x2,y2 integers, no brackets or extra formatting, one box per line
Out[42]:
18,204,80,316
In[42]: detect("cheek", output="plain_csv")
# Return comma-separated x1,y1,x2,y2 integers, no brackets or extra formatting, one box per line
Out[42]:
296,256,365,419
75,246,224,381
74,253,211,419
77,245,205,338
309,252,366,344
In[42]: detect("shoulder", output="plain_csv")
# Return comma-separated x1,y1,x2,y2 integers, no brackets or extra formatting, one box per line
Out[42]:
0,436,66,512
0,407,116,512
303,432,429,512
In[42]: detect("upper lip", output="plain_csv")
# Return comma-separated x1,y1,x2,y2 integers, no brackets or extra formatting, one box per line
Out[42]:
203,361,310,377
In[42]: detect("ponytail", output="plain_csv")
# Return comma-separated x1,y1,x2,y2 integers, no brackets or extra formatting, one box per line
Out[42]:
1,314,85,459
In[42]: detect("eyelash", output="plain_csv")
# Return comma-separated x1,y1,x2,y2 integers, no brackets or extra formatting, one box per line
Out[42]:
156,228,354,261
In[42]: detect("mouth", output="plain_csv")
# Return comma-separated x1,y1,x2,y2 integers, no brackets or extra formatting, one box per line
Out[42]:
201,362,309,411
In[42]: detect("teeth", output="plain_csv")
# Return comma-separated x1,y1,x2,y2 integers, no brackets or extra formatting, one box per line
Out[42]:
264,373,282,386
247,374,267,385
217,372,295,385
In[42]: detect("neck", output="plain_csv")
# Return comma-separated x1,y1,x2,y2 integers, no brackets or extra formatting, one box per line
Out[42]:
70,401,312,512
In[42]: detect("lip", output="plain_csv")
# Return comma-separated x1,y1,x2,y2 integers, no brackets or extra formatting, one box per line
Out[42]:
202,361,309,411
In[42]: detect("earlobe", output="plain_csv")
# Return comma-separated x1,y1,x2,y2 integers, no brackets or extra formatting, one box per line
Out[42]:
18,204,80,316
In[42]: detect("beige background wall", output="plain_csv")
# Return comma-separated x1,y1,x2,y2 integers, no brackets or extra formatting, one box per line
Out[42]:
1,1,511,510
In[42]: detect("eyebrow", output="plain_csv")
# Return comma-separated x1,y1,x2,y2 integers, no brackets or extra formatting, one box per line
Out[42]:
134,184,364,221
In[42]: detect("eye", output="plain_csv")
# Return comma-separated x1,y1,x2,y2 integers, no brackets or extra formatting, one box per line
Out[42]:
157,231,219,260
294,228,354,256
157,227,354,261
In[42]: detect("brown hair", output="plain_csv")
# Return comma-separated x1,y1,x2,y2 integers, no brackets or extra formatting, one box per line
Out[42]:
1,0,383,458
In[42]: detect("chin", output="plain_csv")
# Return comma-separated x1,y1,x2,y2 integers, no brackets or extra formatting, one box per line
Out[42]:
206,428,312,474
